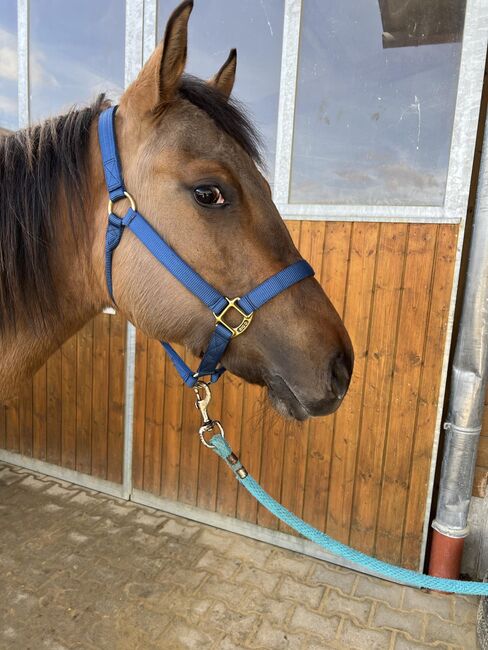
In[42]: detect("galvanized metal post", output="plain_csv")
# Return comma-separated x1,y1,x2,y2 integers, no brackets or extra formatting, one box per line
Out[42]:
122,0,145,499
430,101,488,579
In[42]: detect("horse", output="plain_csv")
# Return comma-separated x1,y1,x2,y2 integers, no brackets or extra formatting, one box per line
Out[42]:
0,0,353,421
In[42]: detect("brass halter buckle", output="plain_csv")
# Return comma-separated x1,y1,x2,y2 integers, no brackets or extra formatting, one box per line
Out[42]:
213,298,253,338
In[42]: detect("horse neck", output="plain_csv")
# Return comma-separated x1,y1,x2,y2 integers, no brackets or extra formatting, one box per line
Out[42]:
0,126,108,401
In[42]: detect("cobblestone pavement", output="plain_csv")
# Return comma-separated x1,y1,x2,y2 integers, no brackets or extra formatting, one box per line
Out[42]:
0,462,480,649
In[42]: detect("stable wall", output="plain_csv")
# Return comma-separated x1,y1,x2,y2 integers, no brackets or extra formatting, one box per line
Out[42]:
131,219,458,569
0,314,126,485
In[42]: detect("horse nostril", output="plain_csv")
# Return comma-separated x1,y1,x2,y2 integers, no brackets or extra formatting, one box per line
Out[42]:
330,352,351,400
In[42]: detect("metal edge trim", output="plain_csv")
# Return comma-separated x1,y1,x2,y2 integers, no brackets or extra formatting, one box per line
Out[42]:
444,0,488,220
272,0,302,204
17,0,29,128
0,450,126,499
143,0,158,61
122,0,144,498
130,488,388,582
277,203,458,223
418,0,488,570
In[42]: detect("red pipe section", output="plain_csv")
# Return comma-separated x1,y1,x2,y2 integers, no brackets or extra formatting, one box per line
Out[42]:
428,530,465,581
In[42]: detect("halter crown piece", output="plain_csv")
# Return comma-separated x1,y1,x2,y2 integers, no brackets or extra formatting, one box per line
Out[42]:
98,106,314,387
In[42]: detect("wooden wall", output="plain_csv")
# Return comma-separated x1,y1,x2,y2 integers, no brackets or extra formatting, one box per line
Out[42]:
132,220,459,569
475,394,488,498
0,313,126,484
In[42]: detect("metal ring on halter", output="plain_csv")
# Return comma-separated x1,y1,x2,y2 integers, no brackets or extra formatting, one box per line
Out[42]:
108,191,137,216
199,420,225,448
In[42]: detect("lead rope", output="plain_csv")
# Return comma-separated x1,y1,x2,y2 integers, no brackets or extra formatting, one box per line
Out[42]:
194,381,488,596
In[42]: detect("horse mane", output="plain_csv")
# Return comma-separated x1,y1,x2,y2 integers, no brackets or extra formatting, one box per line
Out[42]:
0,78,262,337
0,94,107,336
177,75,263,167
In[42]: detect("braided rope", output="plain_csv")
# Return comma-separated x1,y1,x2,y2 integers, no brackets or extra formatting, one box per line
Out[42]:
211,434,488,596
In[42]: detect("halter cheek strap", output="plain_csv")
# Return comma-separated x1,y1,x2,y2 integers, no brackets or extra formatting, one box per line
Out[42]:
98,106,314,387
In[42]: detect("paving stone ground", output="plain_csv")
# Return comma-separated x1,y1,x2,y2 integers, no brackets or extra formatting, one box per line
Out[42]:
0,461,480,649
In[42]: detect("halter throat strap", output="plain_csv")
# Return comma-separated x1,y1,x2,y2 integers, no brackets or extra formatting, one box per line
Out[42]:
98,106,314,387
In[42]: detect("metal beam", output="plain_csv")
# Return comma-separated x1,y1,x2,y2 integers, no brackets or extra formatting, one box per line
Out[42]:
17,0,29,128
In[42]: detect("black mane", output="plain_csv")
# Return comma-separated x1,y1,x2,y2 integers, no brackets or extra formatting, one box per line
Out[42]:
0,95,106,335
178,75,263,166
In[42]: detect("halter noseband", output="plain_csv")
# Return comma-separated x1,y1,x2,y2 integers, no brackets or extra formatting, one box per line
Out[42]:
98,106,314,387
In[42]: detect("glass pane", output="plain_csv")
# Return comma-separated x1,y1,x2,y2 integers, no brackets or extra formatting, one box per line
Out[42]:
158,0,284,182
29,0,125,122
0,0,18,131
290,0,465,206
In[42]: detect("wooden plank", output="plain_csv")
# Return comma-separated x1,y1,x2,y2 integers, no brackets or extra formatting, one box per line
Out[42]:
132,329,148,491
33,365,47,460
473,466,488,498
160,346,185,500
256,403,287,529
347,223,409,556
5,397,20,453
256,221,302,529
401,224,459,567
236,383,267,523
279,221,319,533
142,338,165,494
0,402,5,449
46,348,62,465
216,372,244,517
303,222,351,530
178,349,202,505
91,314,110,479
326,222,379,544
476,435,488,468
374,224,437,563
76,320,93,474
107,314,125,484
61,334,77,469
19,380,33,457
197,369,224,512
481,402,488,433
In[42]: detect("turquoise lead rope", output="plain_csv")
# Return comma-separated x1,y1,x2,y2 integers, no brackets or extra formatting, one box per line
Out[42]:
209,433,488,596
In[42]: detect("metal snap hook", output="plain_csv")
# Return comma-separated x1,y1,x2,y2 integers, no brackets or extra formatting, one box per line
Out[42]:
198,420,225,448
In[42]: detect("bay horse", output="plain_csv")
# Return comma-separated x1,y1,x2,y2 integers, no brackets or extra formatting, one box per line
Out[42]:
0,0,353,420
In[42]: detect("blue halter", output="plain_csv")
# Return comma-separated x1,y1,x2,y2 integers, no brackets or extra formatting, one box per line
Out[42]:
98,106,314,387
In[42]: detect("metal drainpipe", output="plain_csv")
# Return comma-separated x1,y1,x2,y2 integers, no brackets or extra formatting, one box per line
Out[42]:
429,108,488,581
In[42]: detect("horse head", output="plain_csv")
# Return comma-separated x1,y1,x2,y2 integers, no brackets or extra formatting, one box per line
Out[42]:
91,0,353,420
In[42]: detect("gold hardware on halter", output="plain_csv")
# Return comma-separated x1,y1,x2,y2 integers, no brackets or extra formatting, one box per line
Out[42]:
198,420,225,448
194,381,225,448
108,191,137,216
193,382,247,475
214,298,253,338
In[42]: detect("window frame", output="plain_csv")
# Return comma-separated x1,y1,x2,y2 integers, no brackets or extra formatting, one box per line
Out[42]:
16,0,485,223
273,0,487,223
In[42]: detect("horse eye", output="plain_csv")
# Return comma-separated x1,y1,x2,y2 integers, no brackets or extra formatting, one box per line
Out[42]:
193,185,226,206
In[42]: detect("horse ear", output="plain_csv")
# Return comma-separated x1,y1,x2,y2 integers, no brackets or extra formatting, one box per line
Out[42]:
208,49,237,99
158,0,193,103
121,0,193,114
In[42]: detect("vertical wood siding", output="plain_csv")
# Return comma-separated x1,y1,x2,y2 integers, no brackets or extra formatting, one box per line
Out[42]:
475,394,488,498
0,313,126,483
0,221,459,567
132,220,459,569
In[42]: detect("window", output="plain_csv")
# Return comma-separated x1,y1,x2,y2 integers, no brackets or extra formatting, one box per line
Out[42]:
158,0,284,182
0,0,18,131
29,0,125,122
290,0,466,206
